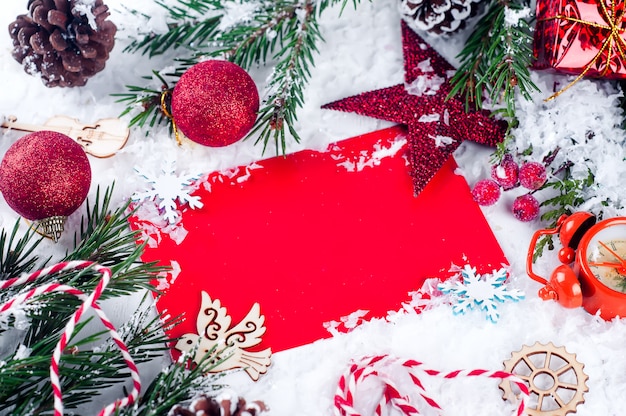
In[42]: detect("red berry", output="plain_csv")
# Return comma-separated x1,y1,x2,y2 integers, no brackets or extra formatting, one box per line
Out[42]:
491,154,519,190
519,162,547,190
512,194,540,222
472,179,501,206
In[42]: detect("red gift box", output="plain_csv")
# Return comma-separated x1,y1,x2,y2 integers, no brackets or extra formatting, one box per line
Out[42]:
533,0,626,80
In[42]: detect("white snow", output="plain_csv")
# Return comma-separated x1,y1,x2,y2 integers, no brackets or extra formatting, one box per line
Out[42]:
73,0,98,30
218,0,261,31
1,0,626,415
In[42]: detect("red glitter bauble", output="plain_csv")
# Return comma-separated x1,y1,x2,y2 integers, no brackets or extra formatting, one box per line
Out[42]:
171,60,260,147
0,131,91,221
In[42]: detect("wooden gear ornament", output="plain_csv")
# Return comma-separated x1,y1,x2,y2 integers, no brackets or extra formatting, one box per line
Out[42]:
527,212,626,319
174,291,271,381
500,342,588,416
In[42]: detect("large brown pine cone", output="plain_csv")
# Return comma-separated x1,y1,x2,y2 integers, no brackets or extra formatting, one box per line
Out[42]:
8,0,117,87
170,394,268,416
400,0,484,36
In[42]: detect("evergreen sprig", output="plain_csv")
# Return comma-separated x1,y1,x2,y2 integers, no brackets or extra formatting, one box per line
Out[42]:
531,165,595,261
123,0,223,57
117,0,361,154
116,349,223,416
0,184,220,415
112,71,172,133
449,0,539,120
242,0,322,153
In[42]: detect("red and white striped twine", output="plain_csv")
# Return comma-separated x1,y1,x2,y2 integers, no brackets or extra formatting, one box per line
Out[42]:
334,354,529,416
0,261,141,416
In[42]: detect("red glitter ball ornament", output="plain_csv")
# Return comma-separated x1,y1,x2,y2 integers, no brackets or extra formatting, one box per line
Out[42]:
0,131,91,239
171,60,260,147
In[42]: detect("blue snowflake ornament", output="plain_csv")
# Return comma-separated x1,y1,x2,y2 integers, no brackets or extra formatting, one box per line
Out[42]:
437,265,524,323
132,159,204,225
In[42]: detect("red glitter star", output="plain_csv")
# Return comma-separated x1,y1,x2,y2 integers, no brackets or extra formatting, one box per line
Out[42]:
322,21,507,195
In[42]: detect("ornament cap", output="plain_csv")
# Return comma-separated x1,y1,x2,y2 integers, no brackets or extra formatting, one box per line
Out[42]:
33,216,67,242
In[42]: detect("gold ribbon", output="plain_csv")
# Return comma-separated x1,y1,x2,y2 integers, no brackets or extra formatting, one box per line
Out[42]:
160,90,182,146
540,0,626,100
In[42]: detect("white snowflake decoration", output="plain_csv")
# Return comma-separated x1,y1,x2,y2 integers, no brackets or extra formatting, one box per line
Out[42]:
132,159,204,225
437,265,524,323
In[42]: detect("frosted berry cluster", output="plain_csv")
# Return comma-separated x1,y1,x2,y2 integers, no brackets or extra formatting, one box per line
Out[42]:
471,154,547,222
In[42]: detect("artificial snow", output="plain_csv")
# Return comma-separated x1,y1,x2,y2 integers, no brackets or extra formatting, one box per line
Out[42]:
333,137,407,172
1,0,626,414
13,344,31,360
430,134,455,147
218,0,261,32
73,0,98,30
405,73,446,96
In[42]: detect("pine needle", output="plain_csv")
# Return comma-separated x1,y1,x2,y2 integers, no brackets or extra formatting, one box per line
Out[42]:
116,0,362,155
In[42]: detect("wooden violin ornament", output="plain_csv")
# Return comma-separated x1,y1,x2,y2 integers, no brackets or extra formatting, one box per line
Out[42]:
1,115,129,158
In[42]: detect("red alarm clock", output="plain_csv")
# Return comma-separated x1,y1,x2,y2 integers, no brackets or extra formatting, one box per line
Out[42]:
527,212,626,320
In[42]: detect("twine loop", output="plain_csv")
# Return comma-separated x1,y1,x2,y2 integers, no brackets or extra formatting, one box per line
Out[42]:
161,90,182,146
334,354,529,416
0,261,141,416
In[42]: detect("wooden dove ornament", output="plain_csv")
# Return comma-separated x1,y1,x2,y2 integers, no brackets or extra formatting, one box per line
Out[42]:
175,291,272,381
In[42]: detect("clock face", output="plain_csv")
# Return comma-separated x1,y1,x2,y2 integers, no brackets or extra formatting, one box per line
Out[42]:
583,221,626,293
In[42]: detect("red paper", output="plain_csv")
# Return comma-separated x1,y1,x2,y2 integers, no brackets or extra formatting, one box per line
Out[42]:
130,126,507,353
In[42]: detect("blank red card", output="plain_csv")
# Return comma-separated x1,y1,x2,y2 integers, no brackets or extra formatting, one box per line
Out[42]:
130,126,507,353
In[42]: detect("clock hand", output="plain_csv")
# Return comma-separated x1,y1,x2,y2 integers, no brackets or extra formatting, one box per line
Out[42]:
597,241,626,274
588,261,624,268
599,241,626,265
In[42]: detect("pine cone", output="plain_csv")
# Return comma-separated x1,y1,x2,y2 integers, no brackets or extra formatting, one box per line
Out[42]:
170,394,268,416
399,0,484,36
8,0,117,87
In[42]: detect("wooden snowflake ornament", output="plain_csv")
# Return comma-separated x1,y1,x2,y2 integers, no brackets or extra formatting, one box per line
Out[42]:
438,265,524,322
132,159,203,225
174,291,272,381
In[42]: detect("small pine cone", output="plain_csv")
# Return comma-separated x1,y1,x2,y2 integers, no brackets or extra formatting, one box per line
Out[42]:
399,0,484,36
8,0,117,87
169,394,268,416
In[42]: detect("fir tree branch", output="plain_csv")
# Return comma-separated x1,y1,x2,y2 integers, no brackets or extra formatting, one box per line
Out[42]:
531,165,594,261
118,0,362,154
0,301,175,415
448,0,539,119
112,71,172,130
117,349,223,416
247,0,322,153
0,184,181,415
0,182,228,415
0,221,46,282
123,0,224,57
